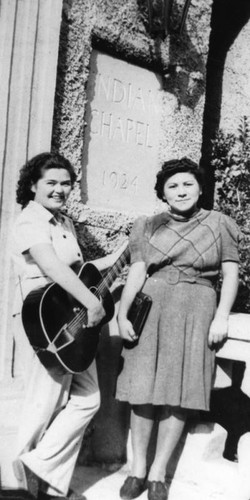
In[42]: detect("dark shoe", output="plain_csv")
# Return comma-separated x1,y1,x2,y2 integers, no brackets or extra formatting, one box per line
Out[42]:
147,481,169,500
37,494,67,500
0,489,35,499
120,476,146,499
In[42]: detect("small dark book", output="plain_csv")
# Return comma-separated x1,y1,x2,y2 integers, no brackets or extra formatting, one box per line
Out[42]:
128,291,152,338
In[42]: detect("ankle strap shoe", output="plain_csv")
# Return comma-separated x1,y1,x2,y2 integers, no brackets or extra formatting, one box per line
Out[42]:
120,475,147,500
147,480,169,500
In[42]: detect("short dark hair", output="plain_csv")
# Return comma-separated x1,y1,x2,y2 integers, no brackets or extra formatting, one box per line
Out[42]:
16,152,77,208
155,157,204,201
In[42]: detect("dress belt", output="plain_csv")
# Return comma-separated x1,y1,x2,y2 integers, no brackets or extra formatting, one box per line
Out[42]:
151,268,216,288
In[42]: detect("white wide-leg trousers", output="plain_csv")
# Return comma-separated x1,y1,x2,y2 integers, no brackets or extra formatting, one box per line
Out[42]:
13,314,100,496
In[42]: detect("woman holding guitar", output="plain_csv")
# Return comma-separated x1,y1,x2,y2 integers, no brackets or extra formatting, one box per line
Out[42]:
11,152,127,500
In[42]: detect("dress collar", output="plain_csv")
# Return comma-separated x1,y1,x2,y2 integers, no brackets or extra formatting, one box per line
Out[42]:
168,207,201,222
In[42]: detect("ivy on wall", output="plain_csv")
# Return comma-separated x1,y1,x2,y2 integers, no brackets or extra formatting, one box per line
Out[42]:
211,116,250,312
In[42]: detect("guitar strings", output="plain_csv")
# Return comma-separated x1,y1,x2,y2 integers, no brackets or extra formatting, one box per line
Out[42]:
69,251,129,332
66,249,129,337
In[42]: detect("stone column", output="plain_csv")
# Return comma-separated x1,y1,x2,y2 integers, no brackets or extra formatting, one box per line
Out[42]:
0,0,63,487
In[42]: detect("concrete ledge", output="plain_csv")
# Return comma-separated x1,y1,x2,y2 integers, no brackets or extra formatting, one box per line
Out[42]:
216,339,250,362
228,313,250,341
216,313,250,362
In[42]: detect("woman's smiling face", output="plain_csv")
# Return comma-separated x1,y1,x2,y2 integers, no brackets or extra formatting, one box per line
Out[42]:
31,168,72,214
163,171,201,215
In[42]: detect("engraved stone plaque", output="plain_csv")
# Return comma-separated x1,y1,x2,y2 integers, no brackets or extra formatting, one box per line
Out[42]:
82,50,162,213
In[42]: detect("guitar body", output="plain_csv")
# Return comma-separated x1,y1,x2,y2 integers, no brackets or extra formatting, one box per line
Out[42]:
22,263,115,374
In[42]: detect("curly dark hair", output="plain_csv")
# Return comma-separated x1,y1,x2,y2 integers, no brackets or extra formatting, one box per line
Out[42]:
155,157,204,201
16,152,77,208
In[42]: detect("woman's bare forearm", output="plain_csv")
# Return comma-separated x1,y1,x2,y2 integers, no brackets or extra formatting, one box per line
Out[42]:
215,261,239,319
118,261,147,320
30,244,101,309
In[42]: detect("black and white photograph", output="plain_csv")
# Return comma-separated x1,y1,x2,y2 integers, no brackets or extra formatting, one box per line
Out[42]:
1,1,250,499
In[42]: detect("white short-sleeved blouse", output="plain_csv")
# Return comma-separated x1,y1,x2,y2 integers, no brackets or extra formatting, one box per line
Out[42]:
12,201,83,314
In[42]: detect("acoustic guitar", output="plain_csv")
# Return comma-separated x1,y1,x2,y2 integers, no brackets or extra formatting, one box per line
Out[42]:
22,245,130,374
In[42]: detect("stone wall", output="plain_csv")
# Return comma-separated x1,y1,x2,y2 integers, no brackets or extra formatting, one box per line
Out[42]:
221,15,250,132
51,0,213,253
0,0,63,382
50,0,214,464
51,0,250,468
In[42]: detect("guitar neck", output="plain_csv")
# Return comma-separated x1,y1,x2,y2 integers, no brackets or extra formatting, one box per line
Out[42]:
100,245,130,292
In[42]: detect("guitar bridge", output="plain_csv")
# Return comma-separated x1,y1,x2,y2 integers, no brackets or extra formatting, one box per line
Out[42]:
46,324,75,353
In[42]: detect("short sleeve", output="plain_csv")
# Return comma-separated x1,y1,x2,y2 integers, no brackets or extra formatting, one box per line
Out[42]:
129,216,147,264
14,217,51,254
220,214,242,262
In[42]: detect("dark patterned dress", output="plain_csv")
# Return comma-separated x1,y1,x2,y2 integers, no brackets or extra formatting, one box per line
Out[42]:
116,209,241,411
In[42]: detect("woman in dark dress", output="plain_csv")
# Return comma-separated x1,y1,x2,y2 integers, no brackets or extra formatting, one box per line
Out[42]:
116,158,241,500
